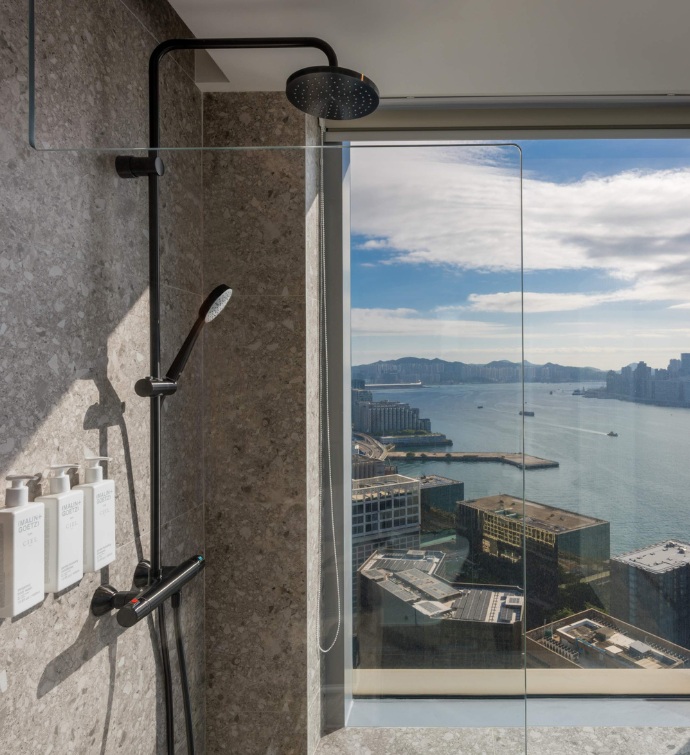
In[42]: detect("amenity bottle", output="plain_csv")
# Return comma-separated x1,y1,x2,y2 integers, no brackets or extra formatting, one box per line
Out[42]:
74,456,115,572
0,475,45,618
37,465,84,593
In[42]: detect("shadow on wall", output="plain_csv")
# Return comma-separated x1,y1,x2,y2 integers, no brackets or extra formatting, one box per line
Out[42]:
36,363,164,754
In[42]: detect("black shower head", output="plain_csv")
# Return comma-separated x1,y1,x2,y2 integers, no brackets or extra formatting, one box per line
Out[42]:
199,284,233,323
134,284,233,398
286,65,379,120
166,285,233,384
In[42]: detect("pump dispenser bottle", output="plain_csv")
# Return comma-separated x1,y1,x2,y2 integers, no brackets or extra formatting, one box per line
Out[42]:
37,465,84,593
74,457,115,572
0,475,45,618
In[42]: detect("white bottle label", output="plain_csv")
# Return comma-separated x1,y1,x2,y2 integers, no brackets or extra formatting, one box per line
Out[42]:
79,481,115,572
0,504,45,618
57,495,83,589
42,492,84,593
93,486,115,570
14,510,44,610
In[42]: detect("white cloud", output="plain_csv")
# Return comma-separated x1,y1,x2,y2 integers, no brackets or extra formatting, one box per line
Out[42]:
351,308,514,338
351,148,690,287
358,239,389,250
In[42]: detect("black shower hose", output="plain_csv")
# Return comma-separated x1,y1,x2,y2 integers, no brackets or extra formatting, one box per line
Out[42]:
158,604,176,754
158,596,195,754
172,591,196,755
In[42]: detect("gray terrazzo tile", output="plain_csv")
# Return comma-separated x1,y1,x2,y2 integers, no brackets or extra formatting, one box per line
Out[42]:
118,0,195,80
0,536,158,755
31,0,150,150
159,149,203,294
0,242,150,548
160,286,204,524
203,148,307,297
205,493,306,714
1,0,204,752
159,54,203,150
204,295,306,503
203,92,306,149
525,727,690,755
316,726,499,754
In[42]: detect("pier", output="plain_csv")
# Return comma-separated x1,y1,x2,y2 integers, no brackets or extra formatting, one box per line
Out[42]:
387,450,559,470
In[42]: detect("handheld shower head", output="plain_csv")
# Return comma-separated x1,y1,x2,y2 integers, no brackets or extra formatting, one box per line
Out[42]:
202,284,233,323
134,284,233,398
286,66,379,120
166,285,233,384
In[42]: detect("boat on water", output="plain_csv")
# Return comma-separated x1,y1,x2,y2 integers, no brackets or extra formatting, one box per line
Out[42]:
519,410,535,417
607,431,618,437
477,405,483,409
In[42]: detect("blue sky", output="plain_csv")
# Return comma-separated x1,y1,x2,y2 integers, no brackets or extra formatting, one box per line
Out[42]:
350,140,690,370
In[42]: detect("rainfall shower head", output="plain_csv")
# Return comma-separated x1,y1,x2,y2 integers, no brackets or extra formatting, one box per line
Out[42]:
286,66,379,120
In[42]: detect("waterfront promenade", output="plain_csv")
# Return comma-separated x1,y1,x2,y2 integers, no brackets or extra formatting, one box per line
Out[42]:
386,450,559,470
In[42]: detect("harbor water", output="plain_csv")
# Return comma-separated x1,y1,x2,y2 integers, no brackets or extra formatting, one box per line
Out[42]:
370,382,690,555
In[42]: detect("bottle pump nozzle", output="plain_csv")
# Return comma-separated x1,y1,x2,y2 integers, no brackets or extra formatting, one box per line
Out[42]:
84,457,110,484
5,475,39,507
47,465,79,495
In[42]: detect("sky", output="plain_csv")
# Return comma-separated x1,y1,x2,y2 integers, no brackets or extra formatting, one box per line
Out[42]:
350,140,690,371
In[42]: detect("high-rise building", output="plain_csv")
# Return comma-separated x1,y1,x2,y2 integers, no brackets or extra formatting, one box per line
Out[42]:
353,399,431,436
633,361,652,400
680,353,690,376
358,549,524,669
610,540,690,650
351,475,422,607
456,494,610,627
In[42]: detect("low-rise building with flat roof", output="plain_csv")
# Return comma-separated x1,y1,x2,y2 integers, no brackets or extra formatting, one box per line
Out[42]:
610,540,690,650
456,494,610,627
358,549,523,669
419,474,465,512
526,608,690,670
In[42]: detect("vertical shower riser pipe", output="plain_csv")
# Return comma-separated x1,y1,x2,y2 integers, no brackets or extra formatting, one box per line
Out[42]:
146,35,338,582
146,36,339,755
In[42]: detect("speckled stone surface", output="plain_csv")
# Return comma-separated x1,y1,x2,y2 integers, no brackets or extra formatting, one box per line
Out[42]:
202,93,315,754
316,726,690,754
119,0,195,80
0,0,204,752
305,115,323,755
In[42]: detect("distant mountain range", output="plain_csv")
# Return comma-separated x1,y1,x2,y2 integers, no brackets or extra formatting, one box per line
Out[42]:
353,357,607,385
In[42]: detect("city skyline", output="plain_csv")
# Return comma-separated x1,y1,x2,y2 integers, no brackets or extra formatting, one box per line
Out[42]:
350,139,690,370
352,352,690,380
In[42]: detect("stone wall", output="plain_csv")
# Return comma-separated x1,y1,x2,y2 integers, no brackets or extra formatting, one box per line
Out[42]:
0,0,205,751
202,92,319,754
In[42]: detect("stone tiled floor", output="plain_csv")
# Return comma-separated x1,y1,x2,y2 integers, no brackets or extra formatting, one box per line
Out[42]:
317,727,690,754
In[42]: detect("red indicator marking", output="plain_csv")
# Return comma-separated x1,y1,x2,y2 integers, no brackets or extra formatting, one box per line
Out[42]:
130,598,140,604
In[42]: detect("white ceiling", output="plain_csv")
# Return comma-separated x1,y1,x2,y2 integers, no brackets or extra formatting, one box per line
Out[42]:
168,0,690,99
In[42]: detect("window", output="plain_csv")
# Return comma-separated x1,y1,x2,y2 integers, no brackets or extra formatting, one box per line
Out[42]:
327,135,690,729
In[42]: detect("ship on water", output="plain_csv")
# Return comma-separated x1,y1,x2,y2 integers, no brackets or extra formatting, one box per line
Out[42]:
365,380,424,389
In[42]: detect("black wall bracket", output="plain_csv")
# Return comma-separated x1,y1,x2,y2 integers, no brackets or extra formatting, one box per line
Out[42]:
115,155,165,179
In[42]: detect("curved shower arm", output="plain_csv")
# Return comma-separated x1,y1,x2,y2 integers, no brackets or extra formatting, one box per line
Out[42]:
148,36,338,149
